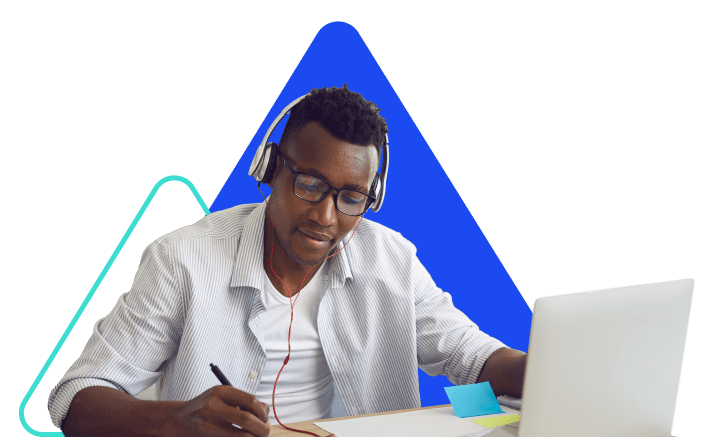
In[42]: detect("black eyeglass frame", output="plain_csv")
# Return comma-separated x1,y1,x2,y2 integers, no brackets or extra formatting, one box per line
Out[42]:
279,153,376,217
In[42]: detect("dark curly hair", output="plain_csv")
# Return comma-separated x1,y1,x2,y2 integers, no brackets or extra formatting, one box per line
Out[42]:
280,84,388,158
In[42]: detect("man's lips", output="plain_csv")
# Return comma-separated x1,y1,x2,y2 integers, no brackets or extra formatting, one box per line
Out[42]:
298,228,333,242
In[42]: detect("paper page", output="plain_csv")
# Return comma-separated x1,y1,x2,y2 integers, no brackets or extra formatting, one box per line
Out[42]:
314,406,520,437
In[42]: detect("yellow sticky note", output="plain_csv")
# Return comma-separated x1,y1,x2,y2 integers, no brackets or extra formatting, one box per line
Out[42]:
471,414,521,428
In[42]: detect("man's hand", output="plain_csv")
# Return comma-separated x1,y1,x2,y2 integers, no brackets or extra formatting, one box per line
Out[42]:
62,385,270,437
166,386,270,437
477,347,527,398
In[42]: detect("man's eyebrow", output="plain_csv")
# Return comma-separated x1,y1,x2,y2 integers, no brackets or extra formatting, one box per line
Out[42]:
306,167,369,193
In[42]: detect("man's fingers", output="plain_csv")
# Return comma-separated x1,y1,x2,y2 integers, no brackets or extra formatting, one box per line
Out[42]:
223,407,270,437
215,386,269,422
201,421,263,437
261,402,270,422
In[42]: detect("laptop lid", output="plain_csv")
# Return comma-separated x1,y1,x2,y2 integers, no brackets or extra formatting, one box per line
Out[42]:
518,279,693,437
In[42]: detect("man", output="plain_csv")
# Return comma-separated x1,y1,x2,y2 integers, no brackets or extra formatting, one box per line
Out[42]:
49,85,527,437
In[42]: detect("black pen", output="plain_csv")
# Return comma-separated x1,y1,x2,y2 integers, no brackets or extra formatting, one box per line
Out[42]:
210,363,232,386
210,363,271,428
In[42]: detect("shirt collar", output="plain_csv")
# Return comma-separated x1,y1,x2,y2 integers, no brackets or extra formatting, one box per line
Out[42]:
229,201,353,292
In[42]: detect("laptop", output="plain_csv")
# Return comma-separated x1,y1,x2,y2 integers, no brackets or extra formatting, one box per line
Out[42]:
488,278,693,437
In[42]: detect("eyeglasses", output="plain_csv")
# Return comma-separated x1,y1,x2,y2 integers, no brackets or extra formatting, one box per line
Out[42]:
279,153,376,217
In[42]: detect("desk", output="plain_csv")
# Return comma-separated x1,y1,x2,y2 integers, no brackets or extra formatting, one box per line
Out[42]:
271,407,676,437
269,404,450,437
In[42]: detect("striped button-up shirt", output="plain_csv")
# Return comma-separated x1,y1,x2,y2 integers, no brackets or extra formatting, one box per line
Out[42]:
48,201,506,428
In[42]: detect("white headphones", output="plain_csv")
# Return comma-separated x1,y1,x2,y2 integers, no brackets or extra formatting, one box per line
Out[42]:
248,94,389,212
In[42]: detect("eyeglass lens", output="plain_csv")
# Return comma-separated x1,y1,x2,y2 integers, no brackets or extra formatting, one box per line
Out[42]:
294,174,368,216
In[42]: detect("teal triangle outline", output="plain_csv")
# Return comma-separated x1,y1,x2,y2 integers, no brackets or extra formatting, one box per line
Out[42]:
19,175,211,436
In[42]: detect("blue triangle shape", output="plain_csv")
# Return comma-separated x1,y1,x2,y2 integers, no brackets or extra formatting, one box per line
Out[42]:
211,22,531,407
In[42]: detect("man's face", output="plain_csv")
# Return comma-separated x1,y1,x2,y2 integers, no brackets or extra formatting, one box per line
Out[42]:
268,121,378,267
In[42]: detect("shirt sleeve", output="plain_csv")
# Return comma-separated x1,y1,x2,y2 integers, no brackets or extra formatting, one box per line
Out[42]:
47,239,185,428
408,242,507,386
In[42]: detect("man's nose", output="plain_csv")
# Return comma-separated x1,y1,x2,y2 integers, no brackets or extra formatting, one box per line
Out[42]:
309,191,337,226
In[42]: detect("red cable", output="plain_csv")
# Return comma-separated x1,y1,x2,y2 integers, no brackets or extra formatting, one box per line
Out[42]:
259,189,364,437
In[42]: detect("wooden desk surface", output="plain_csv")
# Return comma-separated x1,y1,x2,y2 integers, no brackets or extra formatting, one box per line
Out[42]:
269,404,450,437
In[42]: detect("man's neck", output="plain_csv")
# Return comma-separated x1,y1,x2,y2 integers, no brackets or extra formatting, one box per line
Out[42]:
264,257,325,298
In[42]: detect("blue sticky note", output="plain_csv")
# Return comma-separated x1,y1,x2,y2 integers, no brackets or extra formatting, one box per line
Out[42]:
444,382,504,418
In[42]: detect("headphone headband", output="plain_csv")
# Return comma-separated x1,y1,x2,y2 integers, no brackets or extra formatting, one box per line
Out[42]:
248,93,389,212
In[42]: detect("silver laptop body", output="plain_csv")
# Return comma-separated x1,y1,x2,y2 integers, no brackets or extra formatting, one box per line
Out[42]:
517,278,693,437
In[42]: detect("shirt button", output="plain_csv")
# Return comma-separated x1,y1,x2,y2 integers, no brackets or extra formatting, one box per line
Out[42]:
331,356,338,366
249,371,258,379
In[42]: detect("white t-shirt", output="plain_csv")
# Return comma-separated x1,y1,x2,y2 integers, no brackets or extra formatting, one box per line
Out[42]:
255,261,334,424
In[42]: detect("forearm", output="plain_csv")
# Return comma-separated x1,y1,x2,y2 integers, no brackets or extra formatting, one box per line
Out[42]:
62,386,180,437
476,347,527,398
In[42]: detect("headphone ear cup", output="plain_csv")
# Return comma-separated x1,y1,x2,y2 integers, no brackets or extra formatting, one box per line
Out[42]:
260,143,278,184
369,174,380,209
